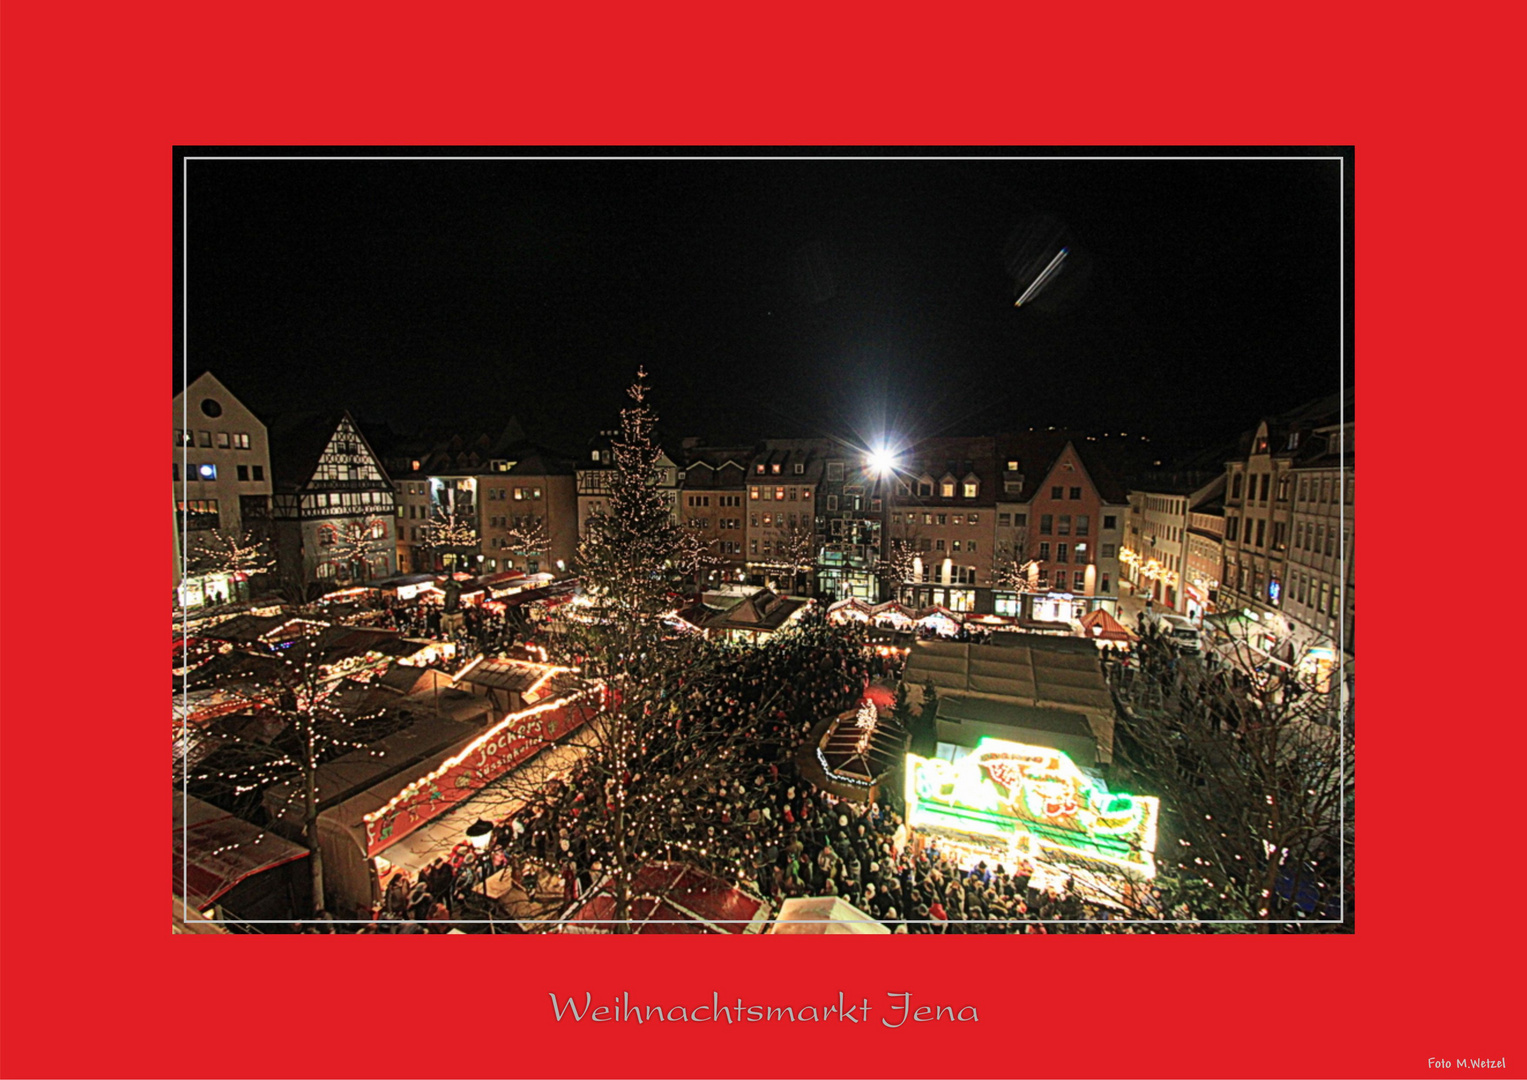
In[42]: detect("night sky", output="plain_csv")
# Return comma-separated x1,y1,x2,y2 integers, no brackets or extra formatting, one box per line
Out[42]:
180,151,1348,460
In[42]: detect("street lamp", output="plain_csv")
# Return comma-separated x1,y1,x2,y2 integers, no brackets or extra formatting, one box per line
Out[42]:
466,818,496,934
867,444,897,475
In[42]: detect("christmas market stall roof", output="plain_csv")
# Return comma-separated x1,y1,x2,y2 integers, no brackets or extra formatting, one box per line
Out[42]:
374,662,453,696
934,693,1100,767
1079,608,1135,643
374,716,604,878
700,588,810,635
560,863,770,934
455,657,566,695
199,612,312,645
769,896,889,935
261,714,485,831
174,793,308,911
900,638,1116,763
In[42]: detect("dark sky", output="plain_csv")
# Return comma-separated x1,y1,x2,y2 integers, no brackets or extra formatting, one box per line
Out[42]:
180,151,1348,460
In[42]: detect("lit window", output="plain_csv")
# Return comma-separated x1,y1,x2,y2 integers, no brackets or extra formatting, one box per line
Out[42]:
963,482,977,498
942,482,955,498
750,487,759,500
775,487,785,501
772,463,781,474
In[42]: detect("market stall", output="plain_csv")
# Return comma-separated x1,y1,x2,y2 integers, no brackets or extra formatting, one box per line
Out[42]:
1078,608,1135,648
769,896,888,934
913,606,963,638
826,597,873,625
904,736,1161,881
560,862,770,934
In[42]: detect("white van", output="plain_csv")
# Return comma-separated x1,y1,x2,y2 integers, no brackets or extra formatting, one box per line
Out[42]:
1150,611,1203,654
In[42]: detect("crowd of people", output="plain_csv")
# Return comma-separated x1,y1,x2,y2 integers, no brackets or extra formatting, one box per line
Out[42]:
350,609,1209,935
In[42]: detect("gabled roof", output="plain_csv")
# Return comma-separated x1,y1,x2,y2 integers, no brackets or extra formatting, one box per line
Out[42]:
499,450,577,477
266,410,393,491
702,589,808,632
994,433,1129,504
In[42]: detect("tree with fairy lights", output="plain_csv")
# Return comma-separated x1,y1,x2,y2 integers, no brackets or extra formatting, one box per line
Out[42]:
503,514,551,567
177,630,411,917
1114,620,1353,931
990,533,1038,594
525,369,774,932
326,518,389,584
423,505,479,572
190,528,276,600
772,516,818,596
879,538,921,601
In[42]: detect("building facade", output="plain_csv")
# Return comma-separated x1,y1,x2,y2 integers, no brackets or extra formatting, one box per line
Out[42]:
269,413,397,594
678,445,753,585
889,437,999,613
1283,419,1354,696
477,451,579,576
745,440,826,595
990,435,1126,622
1120,473,1223,616
1184,489,1227,619
173,372,274,607
1218,393,1345,664
816,444,887,602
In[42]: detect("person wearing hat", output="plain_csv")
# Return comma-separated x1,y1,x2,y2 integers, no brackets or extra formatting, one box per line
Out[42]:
928,899,948,930
407,881,431,921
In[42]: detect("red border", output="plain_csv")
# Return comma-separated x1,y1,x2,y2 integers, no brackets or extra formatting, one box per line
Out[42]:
1,5,1514,1079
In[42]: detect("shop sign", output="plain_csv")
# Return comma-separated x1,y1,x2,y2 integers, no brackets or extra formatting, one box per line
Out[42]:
364,689,602,856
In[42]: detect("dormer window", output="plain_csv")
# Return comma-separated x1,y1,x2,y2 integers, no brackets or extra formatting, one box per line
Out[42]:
772,463,782,475
963,481,978,498
1007,460,1019,472
941,476,957,498
917,476,934,497
756,464,765,474
591,450,601,461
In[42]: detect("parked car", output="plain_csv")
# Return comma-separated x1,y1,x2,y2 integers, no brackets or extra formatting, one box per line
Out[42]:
1145,610,1203,654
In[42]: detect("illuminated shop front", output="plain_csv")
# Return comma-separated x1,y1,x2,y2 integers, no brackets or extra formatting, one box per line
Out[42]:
1298,645,1339,695
177,570,248,609
905,737,1160,880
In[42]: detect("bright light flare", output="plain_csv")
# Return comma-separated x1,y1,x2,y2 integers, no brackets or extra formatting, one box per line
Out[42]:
868,445,898,474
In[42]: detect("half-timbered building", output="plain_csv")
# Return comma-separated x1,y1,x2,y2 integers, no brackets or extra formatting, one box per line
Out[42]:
268,412,397,594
